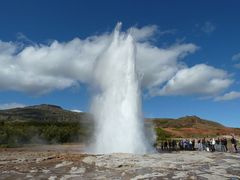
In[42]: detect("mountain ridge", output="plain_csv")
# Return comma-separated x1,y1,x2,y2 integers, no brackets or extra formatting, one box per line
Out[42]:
0,104,239,139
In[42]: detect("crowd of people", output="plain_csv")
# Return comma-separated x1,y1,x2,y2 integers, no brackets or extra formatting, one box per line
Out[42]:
157,136,238,153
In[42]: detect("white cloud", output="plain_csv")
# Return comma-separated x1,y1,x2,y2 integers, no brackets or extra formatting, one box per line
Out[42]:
0,102,26,110
128,25,158,41
128,25,175,41
232,52,240,69
0,24,232,98
16,33,35,45
156,64,233,96
232,53,240,61
0,40,18,54
201,21,216,34
137,43,198,90
70,109,82,113
215,91,240,101
234,63,240,69
0,37,109,94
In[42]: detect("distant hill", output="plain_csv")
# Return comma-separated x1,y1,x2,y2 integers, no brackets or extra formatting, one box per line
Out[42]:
0,104,94,147
0,104,93,124
0,104,239,146
148,116,240,139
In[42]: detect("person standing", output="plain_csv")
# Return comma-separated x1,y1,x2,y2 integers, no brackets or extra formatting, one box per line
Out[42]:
172,140,177,151
202,137,206,151
164,141,168,151
231,135,238,153
211,138,216,152
161,141,164,151
223,138,228,152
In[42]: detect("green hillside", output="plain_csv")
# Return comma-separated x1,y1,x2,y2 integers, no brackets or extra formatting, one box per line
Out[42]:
0,104,91,123
0,104,239,147
0,104,94,147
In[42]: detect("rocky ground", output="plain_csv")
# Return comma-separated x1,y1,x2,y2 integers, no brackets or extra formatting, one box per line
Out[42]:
0,145,239,180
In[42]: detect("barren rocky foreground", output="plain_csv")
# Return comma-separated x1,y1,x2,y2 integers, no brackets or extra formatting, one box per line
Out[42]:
0,145,239,180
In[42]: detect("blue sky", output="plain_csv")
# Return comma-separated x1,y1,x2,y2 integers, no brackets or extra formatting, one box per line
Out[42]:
0,0,239,127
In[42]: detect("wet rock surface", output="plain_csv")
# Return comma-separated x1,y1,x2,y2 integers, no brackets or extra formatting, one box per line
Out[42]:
0,147,239,180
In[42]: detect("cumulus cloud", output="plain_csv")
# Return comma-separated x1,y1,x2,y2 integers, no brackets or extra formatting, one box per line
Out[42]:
16,33,35,45
232,52,240,69
215,91,240,101
232,53,240,61
0,24,232,98
201,21,216,34
0,102,26,110
0,37,109,94
156,64,233,96
70,109,82,113
128,25,158,41
137,43,198,90
234,63,240,69
128,25,175,41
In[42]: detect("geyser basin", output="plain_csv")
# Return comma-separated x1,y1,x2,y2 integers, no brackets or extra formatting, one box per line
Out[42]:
91,23,152,154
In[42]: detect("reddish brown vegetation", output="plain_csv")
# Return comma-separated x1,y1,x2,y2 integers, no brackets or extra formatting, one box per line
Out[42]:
148,116,240,138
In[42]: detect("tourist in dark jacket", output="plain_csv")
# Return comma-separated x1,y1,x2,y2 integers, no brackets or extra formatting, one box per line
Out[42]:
164,141,168,150
223,138,228,152
168,141,172,151
172,140,177,151
202,138,206,151
231,136,238,153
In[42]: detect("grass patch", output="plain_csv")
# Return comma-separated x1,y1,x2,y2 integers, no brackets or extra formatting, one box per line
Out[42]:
0,121,93,147
155,127,172,141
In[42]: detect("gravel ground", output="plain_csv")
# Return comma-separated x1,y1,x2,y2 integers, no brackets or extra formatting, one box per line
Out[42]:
0,145,239,180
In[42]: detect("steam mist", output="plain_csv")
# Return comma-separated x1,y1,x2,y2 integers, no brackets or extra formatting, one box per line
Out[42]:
90,23,152,153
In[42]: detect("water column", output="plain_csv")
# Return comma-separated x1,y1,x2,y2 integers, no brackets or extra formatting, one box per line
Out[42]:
91,23,149,153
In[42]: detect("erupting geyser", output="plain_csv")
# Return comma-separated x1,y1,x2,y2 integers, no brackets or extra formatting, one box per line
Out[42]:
91,23,151,154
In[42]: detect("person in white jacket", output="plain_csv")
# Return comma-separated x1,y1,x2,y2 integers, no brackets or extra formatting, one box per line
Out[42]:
211,138,216,152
